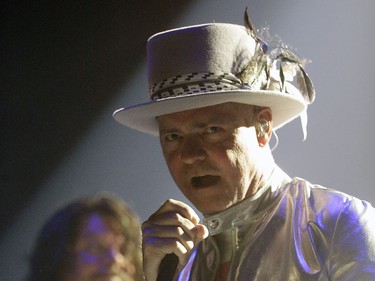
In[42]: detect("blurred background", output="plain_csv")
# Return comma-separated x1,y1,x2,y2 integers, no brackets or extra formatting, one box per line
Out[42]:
1,0,375,279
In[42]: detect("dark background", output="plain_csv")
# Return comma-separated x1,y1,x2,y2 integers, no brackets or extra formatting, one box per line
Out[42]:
1,0,196,237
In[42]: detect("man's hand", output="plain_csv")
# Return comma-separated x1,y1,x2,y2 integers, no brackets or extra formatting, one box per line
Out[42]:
142,199,209,281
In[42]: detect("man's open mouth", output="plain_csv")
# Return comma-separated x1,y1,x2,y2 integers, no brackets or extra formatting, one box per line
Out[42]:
191,175,220,188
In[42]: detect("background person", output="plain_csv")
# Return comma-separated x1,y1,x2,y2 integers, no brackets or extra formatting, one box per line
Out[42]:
26,194,143,281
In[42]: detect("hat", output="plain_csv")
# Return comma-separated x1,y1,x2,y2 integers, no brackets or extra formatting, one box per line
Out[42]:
113,14,315,136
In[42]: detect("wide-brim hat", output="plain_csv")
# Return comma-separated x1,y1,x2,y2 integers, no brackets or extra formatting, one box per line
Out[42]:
113,22,313,136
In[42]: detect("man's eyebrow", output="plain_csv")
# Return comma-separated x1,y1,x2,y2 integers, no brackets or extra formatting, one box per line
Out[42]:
197,116,233,126
159,127,180,134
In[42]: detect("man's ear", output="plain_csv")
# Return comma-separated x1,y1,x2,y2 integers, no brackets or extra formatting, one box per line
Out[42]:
254,107,273,147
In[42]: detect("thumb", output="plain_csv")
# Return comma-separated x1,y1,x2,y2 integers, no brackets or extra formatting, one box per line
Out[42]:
194,224,209,244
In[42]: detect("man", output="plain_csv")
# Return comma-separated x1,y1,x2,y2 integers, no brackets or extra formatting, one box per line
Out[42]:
27,194,144,281
113,10,375,281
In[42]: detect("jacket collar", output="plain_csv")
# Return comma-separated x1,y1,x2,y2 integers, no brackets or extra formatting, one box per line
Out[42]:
203,165,290,236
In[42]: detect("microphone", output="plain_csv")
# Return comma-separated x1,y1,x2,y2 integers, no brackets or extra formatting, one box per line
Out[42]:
156,253,179,281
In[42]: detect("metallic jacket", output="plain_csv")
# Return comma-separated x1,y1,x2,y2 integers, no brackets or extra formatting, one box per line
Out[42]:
177,167,375,281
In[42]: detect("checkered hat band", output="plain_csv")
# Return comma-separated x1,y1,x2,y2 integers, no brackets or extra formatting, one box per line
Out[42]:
149,72,245,101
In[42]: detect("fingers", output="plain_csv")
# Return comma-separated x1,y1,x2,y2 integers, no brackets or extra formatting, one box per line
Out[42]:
150,199,200,225
142,237,190,281
141,199,208,281
143,222,194,251
145,199,208,248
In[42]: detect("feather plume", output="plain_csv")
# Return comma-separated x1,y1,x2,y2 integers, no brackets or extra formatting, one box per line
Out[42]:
244,7,255,36
297,65,315,104
269,47,315,104
241,8,315,103
237,8,270,87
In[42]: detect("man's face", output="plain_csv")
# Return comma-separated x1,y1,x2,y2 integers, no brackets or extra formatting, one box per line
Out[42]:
67,213,136,281
158,102,266,214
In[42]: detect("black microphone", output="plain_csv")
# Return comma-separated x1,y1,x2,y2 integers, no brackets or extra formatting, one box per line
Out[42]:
156,253,179,281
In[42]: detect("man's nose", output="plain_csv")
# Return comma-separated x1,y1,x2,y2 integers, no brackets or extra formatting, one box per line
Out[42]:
181,135,207,164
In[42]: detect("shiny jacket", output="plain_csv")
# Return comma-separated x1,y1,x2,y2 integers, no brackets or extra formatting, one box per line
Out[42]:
177,167,375,281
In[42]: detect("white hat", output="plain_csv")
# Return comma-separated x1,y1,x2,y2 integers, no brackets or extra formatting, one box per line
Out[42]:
113,18,314,136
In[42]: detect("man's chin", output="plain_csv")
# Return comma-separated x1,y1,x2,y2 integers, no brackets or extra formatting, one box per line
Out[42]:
195,200,227,215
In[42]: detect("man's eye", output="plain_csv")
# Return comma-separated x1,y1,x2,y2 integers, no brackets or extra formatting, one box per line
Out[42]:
206,126,221,134
165,133,180,142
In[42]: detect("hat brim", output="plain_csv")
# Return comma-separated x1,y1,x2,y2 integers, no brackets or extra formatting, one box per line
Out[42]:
113,89,306,136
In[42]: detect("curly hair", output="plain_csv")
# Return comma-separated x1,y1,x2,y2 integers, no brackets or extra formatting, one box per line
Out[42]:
26,194,143,281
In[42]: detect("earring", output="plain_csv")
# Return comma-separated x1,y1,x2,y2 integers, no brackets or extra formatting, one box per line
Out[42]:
256,122,269,138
